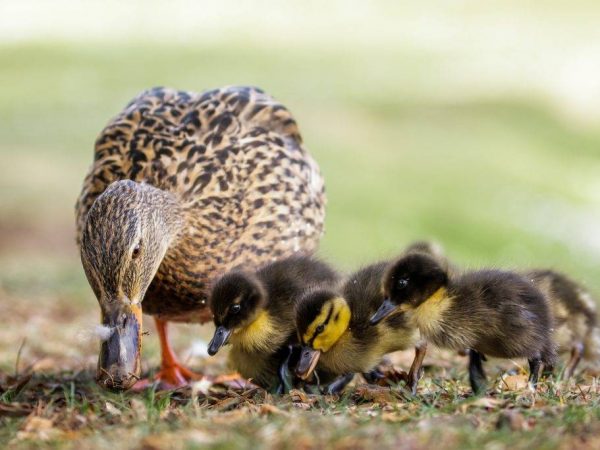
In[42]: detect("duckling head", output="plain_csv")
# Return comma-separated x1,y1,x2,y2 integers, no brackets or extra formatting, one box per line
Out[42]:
370,253,448,325
295,290,351,380
207,271,267,355
80,180,183,390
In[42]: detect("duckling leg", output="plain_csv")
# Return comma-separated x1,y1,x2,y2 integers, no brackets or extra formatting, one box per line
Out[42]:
528,356,543,389
564,342,584,379
324,373,355,395
407,342,428,395
362,368,386,384
468,349,487,395
275,345,295,395
134,318,201,390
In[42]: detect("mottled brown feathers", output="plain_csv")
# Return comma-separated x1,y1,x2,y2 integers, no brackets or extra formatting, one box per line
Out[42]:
76,86,326,323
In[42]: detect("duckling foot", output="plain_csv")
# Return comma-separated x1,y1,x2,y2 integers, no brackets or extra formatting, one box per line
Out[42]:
133,363,201,391
213,373,258,390
362,364,411,388
324,373,355,395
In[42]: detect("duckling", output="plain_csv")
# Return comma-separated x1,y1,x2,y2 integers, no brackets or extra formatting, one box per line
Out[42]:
208,255,340,392
406,242,600,377
76,86,326,390
371,253,557,394
403,240,457,275
295,262,425,394
526,270,600,377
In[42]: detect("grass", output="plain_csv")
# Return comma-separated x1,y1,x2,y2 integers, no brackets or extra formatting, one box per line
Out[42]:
1,10,600,448
1,366,599,449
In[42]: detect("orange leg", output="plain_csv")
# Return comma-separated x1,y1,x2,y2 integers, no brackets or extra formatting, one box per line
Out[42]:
134,318,200,390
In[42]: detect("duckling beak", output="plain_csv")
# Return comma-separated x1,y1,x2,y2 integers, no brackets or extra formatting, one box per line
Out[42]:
369,298,397,325
96,303,142,390
296,346,321,380
207,326,232,356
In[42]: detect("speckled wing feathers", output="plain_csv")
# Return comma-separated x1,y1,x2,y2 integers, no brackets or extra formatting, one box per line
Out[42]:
76,86,326,322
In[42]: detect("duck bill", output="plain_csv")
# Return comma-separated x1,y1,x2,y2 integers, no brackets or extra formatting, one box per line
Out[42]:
207,326,232,356
96,303,142,390
369,298,397,325
296,346,321,380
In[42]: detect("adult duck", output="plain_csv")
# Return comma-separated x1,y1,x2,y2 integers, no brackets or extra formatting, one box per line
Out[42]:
75,86,326,390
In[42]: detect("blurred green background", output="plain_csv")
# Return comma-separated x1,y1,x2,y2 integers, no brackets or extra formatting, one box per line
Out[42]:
0,0,599,371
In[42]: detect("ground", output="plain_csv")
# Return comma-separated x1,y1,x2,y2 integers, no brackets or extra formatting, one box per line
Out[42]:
1,2,600,447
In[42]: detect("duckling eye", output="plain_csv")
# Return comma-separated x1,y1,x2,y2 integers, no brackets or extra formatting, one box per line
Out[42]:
316,324,325,334
230,304,241,314
131,243,141,260
397,278,409,289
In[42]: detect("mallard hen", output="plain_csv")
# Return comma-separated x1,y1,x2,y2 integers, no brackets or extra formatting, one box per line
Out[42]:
75,86,326,390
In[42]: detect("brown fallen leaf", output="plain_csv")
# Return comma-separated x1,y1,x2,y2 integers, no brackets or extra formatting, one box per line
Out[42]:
288,389,318,406
0,402,33,417
212,396,243,412
259,403,290,416
498,374,529,391
16,416,62,441
129,398,147,421
460,396,505,413
104,401,122,416
353,384,396,404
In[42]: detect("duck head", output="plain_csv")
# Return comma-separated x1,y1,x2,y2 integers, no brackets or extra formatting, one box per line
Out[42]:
207,271,268,355
294,290,351,380
370,253,448,325
80,180,182,390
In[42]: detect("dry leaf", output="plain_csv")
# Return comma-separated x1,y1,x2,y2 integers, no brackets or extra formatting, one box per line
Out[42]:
0,402,33,417
129,398,147,421
16,416,62,441
461,396,505,413
213,396,243,412
499,374,529,391
353,384,395,403
105,401,122,416
259,403,289,416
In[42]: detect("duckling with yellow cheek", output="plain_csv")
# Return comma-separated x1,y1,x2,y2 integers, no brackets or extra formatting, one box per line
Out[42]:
208,255,340,392
403,243,600,379
371,253,557,394
295,262,424,394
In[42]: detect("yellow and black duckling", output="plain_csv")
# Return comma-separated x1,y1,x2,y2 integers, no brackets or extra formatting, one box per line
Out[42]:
407,241,600,378
76,86,326,390
526,270,600,377
208,255,340,392
295,262,425,394
403,240,457,275
371,253,557,394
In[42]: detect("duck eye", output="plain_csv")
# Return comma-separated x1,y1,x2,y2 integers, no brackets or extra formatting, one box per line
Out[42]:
230,304,241,314
132,243,141,260
397,278,409,289
316,324,325,334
